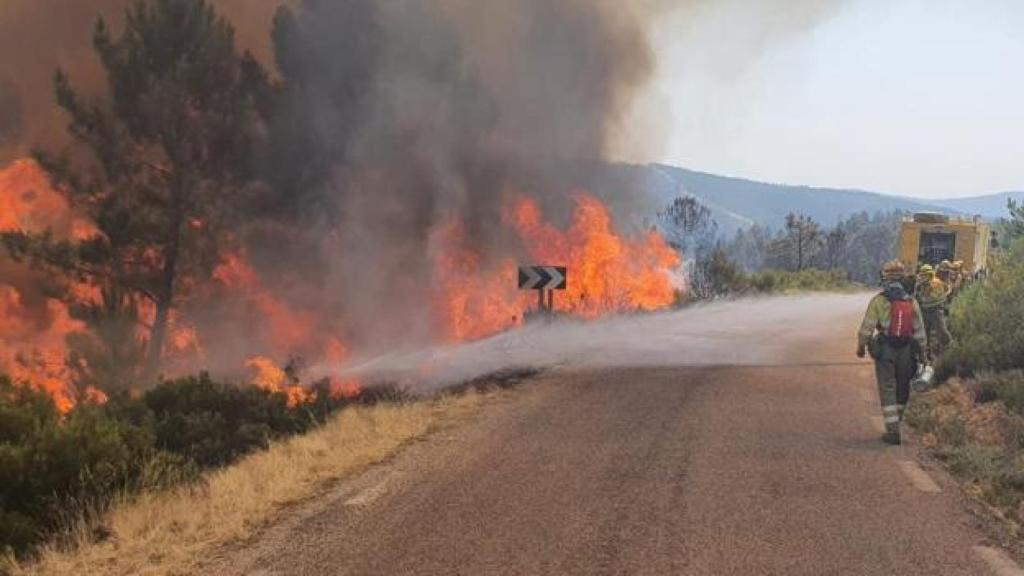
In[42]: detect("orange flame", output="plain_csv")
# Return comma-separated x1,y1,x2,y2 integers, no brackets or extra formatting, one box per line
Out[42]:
0,159,103,412
3,157,674,406
431,222,528,341
245,355,311,407
434,192,681,340
214,252,315,354
0,288,82,412
508,194,681,317
323,338,362,399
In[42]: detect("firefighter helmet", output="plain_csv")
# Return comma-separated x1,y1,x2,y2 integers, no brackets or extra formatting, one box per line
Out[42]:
882,260,906,280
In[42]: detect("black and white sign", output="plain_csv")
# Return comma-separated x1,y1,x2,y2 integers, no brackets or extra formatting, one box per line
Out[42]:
518,265,567,290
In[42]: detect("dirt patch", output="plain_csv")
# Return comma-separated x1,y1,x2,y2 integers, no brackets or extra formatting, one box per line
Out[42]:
907,375,1024,555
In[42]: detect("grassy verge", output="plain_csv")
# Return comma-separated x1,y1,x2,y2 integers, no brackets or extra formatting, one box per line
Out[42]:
906,371,1024,535
905,237,1024,534
688,255,861,301
4,382,517,576
743,268,860,294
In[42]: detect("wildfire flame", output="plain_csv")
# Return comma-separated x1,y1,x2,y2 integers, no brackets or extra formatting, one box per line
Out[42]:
0,286,83,413
245,340,362,407
508,193,681,316
2,158,675,411
431,222,528,341
434,192,682,340
324,338,362,398
213,252,316,354
0,159,104,412
245,355,311,407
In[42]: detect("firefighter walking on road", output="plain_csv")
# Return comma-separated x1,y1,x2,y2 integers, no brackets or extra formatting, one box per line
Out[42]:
916,264,952,357
857,260,929,445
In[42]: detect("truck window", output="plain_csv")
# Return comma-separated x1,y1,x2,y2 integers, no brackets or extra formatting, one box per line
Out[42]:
918,231,956,265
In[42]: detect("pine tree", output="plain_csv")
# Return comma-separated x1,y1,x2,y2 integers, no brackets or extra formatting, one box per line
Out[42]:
1007,198,1024,241
783,213,821,271
1,0,270,388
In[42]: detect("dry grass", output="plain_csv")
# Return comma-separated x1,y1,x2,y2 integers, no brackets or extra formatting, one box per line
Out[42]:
8,392,491,576
907,376,1024,535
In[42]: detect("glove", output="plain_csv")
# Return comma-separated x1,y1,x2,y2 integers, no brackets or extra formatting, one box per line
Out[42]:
856,344,866,358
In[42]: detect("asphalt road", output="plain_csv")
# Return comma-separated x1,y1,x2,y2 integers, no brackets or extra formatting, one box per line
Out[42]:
209,295,1018,576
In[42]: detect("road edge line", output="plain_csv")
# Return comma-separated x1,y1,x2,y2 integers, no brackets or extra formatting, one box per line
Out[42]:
896,459,941,493
974,545,1024,576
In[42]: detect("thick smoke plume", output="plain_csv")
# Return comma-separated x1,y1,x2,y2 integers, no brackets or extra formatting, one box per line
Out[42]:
0,0,843,385
228,0,667,355
0,0,289,160
0,0,670,375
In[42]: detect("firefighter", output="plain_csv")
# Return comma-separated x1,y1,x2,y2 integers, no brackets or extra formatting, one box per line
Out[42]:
937,260,958,313
857,260,928,445
937,260,953,283
916,264,952,356
953,260,969,286
937,260,959,295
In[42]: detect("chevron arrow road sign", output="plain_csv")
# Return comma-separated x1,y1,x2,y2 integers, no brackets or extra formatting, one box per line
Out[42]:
518,265,567,290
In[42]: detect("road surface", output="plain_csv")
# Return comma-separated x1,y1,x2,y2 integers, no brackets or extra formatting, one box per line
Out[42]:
209,294,1019,575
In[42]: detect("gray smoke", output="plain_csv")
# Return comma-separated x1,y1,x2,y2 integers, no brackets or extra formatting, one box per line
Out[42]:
0,0,847,369
320,293,871,394
228,0,670,355
0,0,287,161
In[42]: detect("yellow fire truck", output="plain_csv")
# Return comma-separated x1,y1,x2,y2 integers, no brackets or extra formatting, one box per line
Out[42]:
897,213,993,277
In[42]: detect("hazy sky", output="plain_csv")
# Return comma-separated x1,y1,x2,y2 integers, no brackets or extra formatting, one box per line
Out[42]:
637,0,1024,199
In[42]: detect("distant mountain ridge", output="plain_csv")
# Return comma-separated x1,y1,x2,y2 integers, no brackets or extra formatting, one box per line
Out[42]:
923,191,1024,220
499,158,1018,236
640,163,1021,234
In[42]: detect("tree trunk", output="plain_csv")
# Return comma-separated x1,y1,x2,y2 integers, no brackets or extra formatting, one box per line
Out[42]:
144,206,182,382
145,294,172,382
796,234,804,271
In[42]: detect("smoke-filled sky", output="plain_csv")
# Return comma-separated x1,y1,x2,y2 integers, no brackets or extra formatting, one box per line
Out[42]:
2,0,1020,200
637,0,1024,198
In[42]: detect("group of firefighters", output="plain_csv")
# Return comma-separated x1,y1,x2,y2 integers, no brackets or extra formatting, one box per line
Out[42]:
857,259,970,445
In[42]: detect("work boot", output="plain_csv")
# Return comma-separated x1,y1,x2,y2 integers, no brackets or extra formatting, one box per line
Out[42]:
882,423,901,445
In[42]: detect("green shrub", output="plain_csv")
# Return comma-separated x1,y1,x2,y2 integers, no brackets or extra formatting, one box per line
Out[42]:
688,254,855,300
947,444,1006,481
746,267,852,293
704,249,750,295
973,371,1024,413
907,241,1024,528
0,370,360,559
141,373,319,468
0,376,190,558
944,240,1024,375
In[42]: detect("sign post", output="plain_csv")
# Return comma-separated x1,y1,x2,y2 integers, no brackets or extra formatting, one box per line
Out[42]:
518,265,567,313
